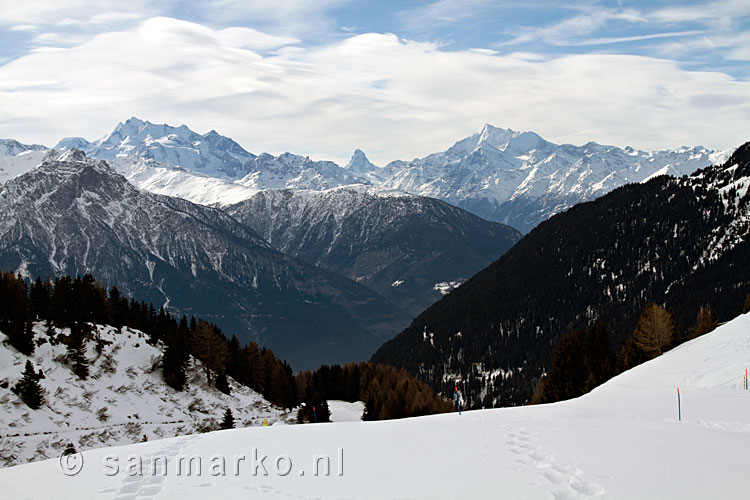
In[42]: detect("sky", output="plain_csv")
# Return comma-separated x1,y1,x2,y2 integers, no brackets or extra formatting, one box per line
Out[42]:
0,0,748,166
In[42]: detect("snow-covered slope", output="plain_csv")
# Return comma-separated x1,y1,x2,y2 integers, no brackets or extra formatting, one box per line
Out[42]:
0,323,292,469
3,312,749,499
326,400,364,422
0,139,48,184
110,156,258,207
368,124,728,232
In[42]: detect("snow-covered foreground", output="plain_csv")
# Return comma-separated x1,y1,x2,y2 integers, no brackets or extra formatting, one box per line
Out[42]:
3,314,750,499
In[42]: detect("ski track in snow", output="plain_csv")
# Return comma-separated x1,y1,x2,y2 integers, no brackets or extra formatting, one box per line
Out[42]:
106,438,189,500
505,426,605,499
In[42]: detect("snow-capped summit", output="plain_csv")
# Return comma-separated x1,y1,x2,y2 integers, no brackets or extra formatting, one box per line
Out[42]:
54,136,91,151
80,117,258,180
344,149,386,183
379,125,729,232
55,148,90,164
68,119,370,204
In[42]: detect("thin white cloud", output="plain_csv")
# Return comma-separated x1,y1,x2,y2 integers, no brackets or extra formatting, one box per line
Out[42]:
649,0,750,26
0,17,747,167
501,7,646,47
0,0,158,25
198,0,350,37
567,30,705,47
398,0,495,32
658,32,750,62
8,24,37,32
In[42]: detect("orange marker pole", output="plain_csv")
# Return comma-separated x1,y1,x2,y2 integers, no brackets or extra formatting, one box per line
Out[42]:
677,387,681,421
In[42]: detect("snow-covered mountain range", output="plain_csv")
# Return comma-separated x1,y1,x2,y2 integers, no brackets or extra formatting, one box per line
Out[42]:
0,323,293,468
3,310,750,499
367,124,729,232
46,118,727,233
0,150,409,369
56,117,365,198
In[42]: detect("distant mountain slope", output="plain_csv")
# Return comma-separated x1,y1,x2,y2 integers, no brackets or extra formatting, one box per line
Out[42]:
110,157,258,207
0,323,293,468
228,186,521,315
0,140,48,184
372,141,750,407
0,139,47,157
352,125,727,232
0,151,409,369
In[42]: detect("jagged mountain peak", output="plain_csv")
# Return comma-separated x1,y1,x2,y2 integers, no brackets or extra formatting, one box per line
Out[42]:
447,124,545,156
345,148,379,174
55,148,90,164
79,118,257,180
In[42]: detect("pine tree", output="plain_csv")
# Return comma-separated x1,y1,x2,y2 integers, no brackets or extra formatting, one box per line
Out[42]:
220,408,235,429
11,318,36,356
162,341,188,390
12,360,45,409
29,276,51,320
1,272,33,355
67,323,89,380
215,371,231,395
162,320,190,391
534,323,613,404
743,293,750,315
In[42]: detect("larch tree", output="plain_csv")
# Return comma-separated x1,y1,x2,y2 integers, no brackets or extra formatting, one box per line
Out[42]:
633,303,677,358
192,320,228,387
